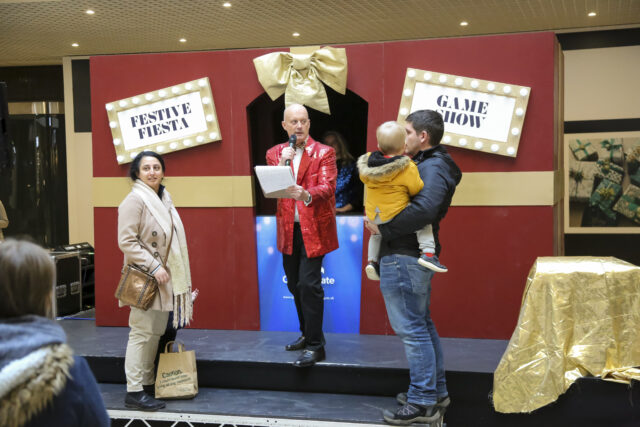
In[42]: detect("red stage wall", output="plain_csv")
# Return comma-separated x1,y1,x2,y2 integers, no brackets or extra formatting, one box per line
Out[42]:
91,32,558,339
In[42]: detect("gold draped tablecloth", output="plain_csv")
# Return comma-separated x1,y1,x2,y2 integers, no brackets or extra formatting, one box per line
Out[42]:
493,256,640,413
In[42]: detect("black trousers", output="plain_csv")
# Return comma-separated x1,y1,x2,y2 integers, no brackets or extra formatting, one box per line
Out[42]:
282,223,325,351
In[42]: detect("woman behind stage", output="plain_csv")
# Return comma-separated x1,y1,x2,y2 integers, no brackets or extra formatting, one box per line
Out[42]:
118,151,193,411
322,131,362,214
0,239,109,427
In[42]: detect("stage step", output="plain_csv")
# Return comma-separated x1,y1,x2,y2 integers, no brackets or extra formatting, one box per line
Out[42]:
103,384,442,426
62,319,640,426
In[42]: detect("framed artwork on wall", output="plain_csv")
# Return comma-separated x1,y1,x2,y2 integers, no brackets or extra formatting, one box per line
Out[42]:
564,131,640,234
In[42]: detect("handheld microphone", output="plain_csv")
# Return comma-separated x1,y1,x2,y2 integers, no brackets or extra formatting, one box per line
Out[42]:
285,134,297,166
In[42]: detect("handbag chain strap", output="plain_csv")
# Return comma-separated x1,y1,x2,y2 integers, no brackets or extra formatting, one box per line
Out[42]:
137,207,175,270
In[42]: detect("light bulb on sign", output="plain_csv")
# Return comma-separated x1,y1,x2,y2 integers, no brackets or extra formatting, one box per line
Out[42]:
407,69,416,78
474,141,483,149
423,72,432,81
491,144,499,152
470,80,479,89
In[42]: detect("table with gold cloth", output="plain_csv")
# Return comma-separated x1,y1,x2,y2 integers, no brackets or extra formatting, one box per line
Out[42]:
493,257,640,413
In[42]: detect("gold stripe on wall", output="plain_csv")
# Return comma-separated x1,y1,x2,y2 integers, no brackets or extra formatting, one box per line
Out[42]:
93,171,555,208
92,176,255,207
452,171,556,206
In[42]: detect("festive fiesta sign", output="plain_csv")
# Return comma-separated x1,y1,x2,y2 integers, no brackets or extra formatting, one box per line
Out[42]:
397,68,531,157
105,77,221,164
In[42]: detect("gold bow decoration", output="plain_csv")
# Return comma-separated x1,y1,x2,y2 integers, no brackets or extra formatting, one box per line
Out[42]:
253,47,348,114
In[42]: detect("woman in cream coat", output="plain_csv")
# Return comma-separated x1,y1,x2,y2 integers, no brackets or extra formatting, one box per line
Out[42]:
118,151,193,411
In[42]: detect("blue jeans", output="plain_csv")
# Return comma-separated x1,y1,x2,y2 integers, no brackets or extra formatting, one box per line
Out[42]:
379,253,448,406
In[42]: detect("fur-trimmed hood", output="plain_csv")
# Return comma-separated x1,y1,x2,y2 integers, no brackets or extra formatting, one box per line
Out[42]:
0,316,74,427
357,151,413,183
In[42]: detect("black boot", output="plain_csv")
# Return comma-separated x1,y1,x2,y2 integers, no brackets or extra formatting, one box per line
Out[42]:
124,391,166,411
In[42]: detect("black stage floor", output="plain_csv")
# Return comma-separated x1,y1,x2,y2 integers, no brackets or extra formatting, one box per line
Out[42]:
60,315,640,427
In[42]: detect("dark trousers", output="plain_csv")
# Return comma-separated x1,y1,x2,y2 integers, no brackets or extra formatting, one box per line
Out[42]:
282,223,325,350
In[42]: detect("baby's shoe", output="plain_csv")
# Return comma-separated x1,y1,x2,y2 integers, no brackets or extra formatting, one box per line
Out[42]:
418,254,448,273
365,261,380,281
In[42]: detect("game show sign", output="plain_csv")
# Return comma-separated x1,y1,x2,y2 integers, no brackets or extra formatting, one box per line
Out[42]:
105,77,221,164
397,68,531,158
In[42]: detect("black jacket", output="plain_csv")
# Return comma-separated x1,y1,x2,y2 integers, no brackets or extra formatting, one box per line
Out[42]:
378,144,462,258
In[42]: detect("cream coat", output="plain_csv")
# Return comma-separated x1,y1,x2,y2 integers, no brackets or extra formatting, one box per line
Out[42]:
118,190,174,311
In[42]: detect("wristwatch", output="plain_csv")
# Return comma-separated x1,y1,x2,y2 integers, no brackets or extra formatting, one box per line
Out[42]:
304,191,312,206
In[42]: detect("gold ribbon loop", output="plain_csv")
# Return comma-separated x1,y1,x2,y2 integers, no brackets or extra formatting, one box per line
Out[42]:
253,47,348,114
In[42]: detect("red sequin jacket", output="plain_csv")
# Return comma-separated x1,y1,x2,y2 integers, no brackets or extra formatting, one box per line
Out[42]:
266,137,339,258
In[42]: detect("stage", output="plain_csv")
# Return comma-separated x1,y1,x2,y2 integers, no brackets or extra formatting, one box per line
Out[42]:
60,313,640,426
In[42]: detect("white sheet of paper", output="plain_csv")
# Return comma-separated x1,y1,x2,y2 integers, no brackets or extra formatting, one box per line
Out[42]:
254,165,296,198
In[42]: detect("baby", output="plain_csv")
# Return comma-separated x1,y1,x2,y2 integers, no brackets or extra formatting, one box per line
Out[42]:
357,121,447,280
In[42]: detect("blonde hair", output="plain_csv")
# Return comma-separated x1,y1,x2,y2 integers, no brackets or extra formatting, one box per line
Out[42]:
0,239,55,318
376,121,406,156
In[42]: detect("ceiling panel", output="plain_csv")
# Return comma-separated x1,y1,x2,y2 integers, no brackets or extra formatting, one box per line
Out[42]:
0,0,638,66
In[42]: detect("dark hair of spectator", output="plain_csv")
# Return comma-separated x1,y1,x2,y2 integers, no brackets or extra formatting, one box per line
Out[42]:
0,239,55,318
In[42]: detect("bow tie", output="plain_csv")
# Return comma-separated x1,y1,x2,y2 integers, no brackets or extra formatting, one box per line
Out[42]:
295,141,306,150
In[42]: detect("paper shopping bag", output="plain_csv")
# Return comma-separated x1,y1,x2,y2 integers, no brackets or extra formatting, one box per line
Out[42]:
155,341,198,399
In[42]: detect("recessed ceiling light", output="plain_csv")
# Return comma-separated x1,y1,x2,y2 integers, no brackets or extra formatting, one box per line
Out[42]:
223,2,231,7
71,43,79,47
179,38,187,43
292,32,300,37
460,21,469,26
588,12,597,17
85,9,95,15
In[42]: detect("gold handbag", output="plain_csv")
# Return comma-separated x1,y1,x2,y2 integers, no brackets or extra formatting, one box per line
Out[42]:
115,263,159,310
115,211,174,310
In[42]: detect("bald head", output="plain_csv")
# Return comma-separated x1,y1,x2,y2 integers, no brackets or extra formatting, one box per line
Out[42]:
282,103,311,144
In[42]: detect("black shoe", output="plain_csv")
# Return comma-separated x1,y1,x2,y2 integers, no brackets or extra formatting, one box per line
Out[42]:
293,348,325,367
396,392,451,414
124,391,166,411
285,336,306,351
383,402,440,425
142,384,155,397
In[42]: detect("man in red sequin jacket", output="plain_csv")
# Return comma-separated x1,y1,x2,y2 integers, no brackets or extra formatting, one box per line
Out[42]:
266,104,338,367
